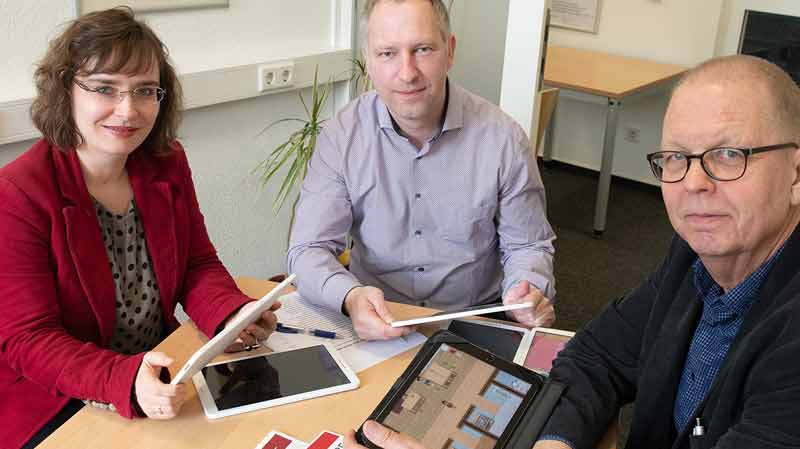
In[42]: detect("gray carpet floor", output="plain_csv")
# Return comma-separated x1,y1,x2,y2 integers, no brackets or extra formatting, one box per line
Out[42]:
539,161,675,331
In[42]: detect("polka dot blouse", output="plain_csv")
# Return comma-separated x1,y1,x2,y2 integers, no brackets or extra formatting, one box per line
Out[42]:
94,199,163,355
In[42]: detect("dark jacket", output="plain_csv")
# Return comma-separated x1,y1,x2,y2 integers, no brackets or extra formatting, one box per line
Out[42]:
0,139,252,449
542,229,800,449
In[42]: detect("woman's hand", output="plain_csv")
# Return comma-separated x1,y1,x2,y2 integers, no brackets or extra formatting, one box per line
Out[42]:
223,300,281,352
134,352,187,419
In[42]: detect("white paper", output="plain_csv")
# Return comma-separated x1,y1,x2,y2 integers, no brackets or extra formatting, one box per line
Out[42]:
340,332,427,373
267,292,361,351
266,292,426,372
551,0,600,33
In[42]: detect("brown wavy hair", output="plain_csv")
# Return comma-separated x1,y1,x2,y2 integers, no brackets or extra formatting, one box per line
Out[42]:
30,6,182,156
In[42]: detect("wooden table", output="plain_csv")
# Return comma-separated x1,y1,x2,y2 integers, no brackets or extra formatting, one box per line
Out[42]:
39,277,617,449
543,45,686,235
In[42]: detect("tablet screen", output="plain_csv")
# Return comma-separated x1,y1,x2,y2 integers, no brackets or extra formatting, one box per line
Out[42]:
200,345,351,411
380,343,533,449
447,320,523,361
524,332,572,373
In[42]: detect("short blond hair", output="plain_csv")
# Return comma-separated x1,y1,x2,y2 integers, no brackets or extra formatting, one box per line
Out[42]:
360,0,451,48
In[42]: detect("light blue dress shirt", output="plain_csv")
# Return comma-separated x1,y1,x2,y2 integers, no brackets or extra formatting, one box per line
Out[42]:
287,82,556,312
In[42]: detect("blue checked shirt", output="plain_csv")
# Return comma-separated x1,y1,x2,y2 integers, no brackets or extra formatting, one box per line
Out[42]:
539,247,783,449
673,248,783,432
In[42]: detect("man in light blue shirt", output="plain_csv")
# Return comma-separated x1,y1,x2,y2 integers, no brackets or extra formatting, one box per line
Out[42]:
287,0,556,340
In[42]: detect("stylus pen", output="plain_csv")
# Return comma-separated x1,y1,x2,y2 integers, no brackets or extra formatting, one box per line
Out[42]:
276,322,337,339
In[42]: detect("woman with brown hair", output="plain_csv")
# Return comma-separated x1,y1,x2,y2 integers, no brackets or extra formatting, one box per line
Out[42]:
0,8,277,448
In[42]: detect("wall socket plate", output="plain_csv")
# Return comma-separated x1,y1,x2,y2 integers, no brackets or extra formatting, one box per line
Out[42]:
623,125,641,143
257,62,295,92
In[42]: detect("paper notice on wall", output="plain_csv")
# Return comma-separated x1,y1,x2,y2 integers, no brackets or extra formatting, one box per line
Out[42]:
551,0,600,33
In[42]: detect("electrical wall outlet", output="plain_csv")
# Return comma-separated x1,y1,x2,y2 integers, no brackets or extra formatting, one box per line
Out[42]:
257,62,294,92
623,125,641,143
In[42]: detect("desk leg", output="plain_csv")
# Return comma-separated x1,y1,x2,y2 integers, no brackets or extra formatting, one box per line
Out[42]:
593,98,621,236
542,101,557,161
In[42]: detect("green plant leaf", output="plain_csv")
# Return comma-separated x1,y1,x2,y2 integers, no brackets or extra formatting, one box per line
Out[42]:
254,63,334,214
257,118,306,136
347,56,371,94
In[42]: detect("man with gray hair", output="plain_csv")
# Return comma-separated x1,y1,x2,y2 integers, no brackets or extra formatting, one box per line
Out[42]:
343,55,800,449
288,0,556,340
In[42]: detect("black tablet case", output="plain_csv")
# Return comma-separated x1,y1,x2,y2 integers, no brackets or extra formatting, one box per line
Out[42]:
357,330,565,449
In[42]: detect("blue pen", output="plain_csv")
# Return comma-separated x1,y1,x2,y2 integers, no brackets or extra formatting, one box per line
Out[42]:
276,322,337,339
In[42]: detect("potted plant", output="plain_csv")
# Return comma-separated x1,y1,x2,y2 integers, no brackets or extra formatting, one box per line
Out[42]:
254,60,371,215
254,62,370,272
253,67,332,216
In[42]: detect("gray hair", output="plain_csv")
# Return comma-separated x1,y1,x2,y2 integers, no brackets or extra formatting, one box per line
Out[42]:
359,0,452,50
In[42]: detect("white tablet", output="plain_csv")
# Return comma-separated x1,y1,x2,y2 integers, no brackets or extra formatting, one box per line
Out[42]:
390,302,533,327
523,327,575,375
171,274,295,385
445,318,533,364
192,343,359,419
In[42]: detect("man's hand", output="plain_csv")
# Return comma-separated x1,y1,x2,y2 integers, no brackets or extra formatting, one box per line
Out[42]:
503,280,555,327
223,300,281,352
134,352,187,419
344,287,415,340
344,421,427,449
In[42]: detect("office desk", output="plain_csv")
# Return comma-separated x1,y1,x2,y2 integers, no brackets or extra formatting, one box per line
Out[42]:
543,45,686,235
39,277,617,449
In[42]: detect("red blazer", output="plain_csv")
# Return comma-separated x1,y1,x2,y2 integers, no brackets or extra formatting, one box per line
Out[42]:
0,139,252,448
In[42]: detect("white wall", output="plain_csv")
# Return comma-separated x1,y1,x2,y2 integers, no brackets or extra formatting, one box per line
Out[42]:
139,3,335,73
551,1,723,67
448,0,510,105
0,140,30,167
428,0,727,185
0,1,337,102
715,0,800,56
0,0,349,278
546,0,725,185
177,87,337,278
0,1,74,102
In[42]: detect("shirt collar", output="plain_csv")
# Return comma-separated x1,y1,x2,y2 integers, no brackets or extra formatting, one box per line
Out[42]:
441,80,464,132
376,93,394,130
692,244,785,316
376,79,465,135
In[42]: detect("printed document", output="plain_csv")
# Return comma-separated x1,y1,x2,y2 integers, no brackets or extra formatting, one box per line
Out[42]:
266,292,426,372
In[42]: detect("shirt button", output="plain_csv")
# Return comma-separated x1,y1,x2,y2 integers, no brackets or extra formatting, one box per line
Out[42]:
416,267,425,272
414,230,422,237
415,193,421,200
420,301,427,307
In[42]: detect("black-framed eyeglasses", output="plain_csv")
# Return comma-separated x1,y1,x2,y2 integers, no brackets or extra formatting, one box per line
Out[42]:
646,143,799,183
73,79,166,104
